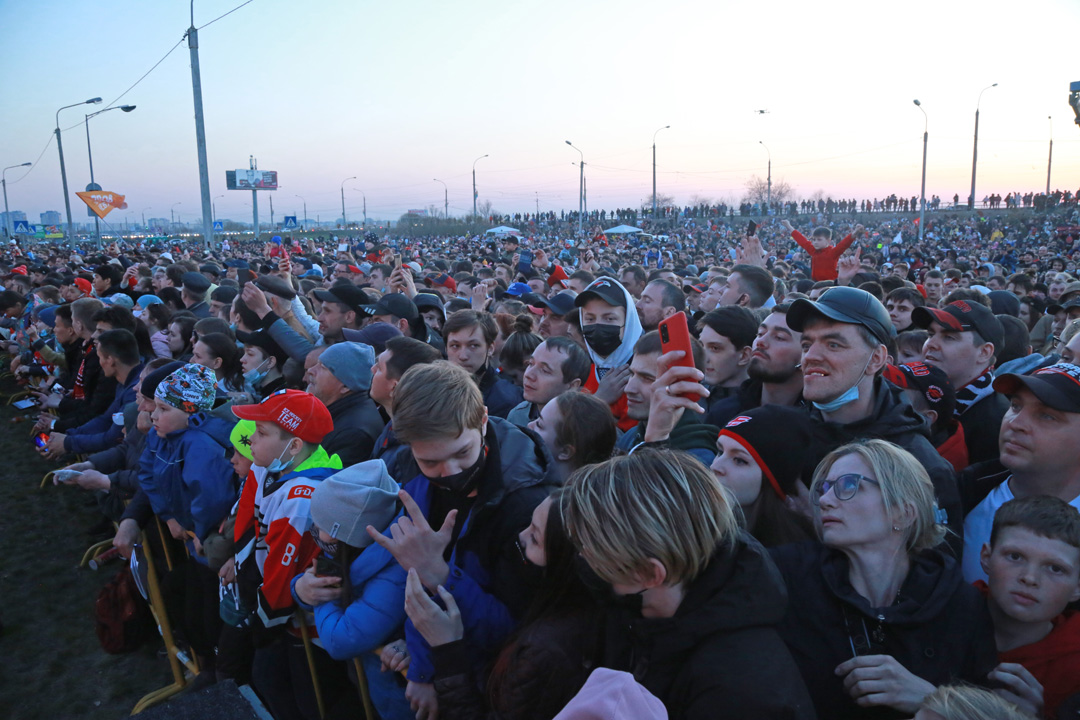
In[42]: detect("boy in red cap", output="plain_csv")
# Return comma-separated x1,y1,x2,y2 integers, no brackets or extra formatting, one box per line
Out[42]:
228,389,344,717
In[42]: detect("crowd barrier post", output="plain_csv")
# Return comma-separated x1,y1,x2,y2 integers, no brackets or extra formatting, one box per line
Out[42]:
296,608,326,719
351,658,376,720
130,527,202,714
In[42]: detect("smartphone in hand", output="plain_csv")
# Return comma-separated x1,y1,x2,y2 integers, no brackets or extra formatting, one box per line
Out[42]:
658,313,700,402
747,220,758,237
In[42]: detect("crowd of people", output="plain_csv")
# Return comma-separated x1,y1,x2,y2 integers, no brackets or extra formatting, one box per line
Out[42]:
5,199,1080,720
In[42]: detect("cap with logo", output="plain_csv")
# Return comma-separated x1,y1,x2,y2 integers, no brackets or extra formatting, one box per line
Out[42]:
504,282,531,297
787,286,896,345
911,300,1004,352
574,277,626,309
424,273,457,292
992,363,1080,414
313,284,371,315
889,361,957,420
363,293,418,321
232,388,333,444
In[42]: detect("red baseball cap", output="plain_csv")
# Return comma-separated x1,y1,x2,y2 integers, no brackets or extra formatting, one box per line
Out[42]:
74,277,93,295
232,389,333,444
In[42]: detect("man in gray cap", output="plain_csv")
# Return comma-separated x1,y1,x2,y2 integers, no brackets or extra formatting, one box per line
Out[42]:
181,271,212,318
787,286,962,542
305,341,385,466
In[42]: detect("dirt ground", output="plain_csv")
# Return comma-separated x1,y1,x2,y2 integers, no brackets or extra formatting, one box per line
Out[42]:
0,391,174,720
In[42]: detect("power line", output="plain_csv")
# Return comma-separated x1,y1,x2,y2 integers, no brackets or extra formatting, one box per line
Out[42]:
6,134,56,186
198,0,256,30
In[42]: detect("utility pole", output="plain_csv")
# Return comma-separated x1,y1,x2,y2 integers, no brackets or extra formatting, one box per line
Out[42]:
269,193,274,229
250,156,259,241
187,2,214,251
652,125,669,219
434,179,448,219
472,154,488,219
1047,116,1053,195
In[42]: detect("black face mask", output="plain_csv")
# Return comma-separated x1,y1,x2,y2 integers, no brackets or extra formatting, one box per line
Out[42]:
426,440,487,495
582,323,623,357
575,555,646,617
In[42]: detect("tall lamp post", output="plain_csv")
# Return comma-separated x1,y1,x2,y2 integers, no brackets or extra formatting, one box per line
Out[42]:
914,99,928,241
969,83,998,210
142,207,152,230
295,194,307,227
3,162,31,239
1047,116,1054,195
565,141,585,236
171,202,182,231
652,125,670,219
472,154,488,220
759,141,772,210
213,194,224,225
433,178,448,219
84,104,136,248
341,176,356,228
56,96,102,242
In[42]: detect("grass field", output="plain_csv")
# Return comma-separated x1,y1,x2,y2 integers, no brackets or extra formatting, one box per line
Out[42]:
0,386,173,720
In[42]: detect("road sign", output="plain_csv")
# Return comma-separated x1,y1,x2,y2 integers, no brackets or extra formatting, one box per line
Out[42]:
283,216,297,229
13,220,32,234
213,221,224,232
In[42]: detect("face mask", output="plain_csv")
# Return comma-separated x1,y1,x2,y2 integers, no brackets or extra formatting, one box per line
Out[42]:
267,440,296,474
426,439,487,495
244,357,270,386
811,353,875,414
313,533,337,559
582,323,623,357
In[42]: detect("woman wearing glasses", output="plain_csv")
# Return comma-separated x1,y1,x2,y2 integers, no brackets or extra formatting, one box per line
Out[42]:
770,439,997,719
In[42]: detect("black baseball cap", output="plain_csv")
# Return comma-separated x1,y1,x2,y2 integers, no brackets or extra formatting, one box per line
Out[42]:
313,285,371,315
891,361,957,420
574,277,626,309
787,286,896,345
363,293,418,321
181,271,211,294
534,291,577,316
993,363,1080,413
911,300,1004,352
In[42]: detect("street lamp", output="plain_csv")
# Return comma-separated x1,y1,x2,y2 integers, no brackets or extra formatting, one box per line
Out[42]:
341,176,356,228
969,83,998,210
295,194,306,227
472,154,488,219
84,104,136,247
565,141,585,236
171,201,182,230
2,162,32,240
914,99,928,241
142,207,152,229
1047,116,1054,195
55,96,102,241
759,141,772,210
652,125,670,219
213,194,224,225
433,178,448,219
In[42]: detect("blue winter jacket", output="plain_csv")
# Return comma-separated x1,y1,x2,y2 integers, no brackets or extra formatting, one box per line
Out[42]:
64,362,144,455
138,412,237,542
291,541,406,660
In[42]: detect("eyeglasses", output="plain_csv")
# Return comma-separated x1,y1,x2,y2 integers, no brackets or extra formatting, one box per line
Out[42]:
812,473,880,504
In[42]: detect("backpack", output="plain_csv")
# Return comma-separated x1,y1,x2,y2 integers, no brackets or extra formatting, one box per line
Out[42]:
94,566,153,654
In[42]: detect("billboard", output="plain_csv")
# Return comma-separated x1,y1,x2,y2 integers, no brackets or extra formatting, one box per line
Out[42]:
226,170,278,190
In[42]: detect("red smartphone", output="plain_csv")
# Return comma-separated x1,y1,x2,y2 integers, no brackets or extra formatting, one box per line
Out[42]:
658,313,700,402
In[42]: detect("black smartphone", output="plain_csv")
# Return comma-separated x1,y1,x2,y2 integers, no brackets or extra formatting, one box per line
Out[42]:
747,221,758,237
315,555,341,580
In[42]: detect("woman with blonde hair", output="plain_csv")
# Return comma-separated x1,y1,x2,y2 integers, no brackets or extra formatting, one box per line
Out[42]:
560,448,816,720
769,439,997,719
915,683,1033,720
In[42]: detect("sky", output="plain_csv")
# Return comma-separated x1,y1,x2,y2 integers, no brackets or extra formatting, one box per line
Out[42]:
2,0,1079,227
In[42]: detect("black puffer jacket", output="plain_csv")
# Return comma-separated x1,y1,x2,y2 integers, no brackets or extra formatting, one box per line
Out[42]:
957,392,1008,465
321,390,384,466
602,534,817,720
769,542,997,720
807,380,963,552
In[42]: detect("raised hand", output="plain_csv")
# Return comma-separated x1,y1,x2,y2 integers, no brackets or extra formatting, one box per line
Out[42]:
367,490,453,591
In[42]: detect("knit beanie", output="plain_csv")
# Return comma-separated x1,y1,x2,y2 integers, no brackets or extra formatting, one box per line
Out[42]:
719,405,813,500
310,460,400,549
154,363,217,414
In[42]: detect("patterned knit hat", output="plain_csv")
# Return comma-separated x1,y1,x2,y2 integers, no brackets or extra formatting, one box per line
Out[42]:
154,363,217,414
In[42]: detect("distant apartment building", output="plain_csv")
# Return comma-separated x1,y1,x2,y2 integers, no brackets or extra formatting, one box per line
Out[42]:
40,210,61,225
0,210,27,227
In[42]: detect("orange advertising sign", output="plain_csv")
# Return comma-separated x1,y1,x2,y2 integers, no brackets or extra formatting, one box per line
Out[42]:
76,190,127,219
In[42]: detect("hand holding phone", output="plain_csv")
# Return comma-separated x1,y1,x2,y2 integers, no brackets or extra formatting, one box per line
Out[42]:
658,313,700,403
747,220,758,237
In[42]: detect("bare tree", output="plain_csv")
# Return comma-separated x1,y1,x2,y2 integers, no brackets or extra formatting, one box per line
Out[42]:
641,193,676,211
742,175,793,205
689,194,716,207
